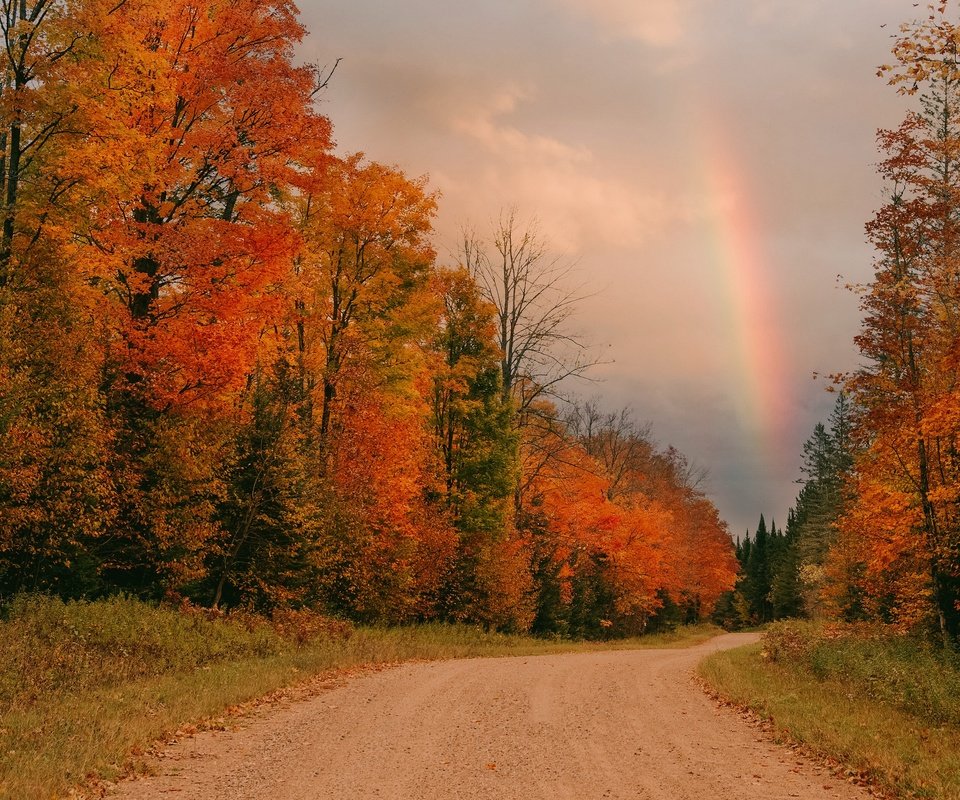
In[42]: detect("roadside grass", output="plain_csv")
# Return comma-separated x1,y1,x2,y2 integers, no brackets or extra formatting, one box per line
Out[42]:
698,621,960,800
1,595,719,800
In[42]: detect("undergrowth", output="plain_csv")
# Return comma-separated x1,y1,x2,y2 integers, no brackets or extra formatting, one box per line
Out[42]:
763,621,960,726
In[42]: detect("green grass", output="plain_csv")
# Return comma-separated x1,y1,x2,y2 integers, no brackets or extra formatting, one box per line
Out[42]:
699,621,960,799
0,595,719,800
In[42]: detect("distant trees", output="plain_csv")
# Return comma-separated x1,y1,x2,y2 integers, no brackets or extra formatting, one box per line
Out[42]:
523,400,737,637
717,395,854,629
458,210,739,635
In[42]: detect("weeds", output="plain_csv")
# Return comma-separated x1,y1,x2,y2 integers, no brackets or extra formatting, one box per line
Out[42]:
763,620,960,726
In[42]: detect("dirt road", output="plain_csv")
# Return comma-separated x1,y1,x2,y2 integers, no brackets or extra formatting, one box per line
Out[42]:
112,633,871,799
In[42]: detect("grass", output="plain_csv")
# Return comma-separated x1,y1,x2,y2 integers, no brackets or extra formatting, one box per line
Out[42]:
699,621,960,799
0,595,719,800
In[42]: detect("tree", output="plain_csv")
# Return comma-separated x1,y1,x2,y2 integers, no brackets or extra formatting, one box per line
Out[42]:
205,361,320,610
0,0,90,287
429,267,519,621
76,0,329,408
4,0,339,598
840,4,960,639
0,0,120,596
295,154,437,440
743,515,773,622
462,209,595,414
566,401,654,501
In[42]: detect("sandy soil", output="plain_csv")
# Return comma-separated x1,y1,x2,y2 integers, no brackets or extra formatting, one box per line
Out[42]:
111,633,872,799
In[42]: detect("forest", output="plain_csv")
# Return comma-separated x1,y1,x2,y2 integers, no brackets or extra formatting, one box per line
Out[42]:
0,0,739,637
4,0,960,652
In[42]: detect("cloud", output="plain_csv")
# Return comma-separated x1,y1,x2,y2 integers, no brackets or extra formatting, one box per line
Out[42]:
444,84,700,252
297,0,911,538
549,0,694,47
450,83,592,164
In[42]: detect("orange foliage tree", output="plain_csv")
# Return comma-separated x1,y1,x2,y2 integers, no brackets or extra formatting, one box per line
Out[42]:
78,0,332,593
521,401,736,636
284,153,457,620
839,3,960,638
74,0,328,409
0,0,122,594
293,154,437,439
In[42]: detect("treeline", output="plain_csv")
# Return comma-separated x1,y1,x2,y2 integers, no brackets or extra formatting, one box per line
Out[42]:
0,0,736,635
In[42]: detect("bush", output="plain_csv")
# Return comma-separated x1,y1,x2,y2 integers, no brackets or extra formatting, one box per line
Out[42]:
268,606,354,645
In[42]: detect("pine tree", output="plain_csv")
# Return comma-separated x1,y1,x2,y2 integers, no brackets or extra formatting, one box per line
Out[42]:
767,394,856,619
771,508,803,618
744,515,773,622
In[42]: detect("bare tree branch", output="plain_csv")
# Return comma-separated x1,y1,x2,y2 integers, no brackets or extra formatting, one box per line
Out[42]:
460,207,604,417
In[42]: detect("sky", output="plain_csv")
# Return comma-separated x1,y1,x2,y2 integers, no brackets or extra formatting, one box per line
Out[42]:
297,0,921,539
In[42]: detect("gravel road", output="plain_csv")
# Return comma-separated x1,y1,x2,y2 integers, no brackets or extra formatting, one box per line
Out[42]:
112,633,872,799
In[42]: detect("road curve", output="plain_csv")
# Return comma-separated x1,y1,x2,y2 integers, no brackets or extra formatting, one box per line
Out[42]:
112,633,870,800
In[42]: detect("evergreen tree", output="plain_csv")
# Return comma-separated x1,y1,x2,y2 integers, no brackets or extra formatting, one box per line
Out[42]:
744,515,773,622
771,508,803,618
430,268,518,621
761,394,857,619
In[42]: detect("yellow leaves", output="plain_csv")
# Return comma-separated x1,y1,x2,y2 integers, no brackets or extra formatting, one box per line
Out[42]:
884,4,960,93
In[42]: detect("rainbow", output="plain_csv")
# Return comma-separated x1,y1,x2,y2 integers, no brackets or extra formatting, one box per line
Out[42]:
696,122,793,470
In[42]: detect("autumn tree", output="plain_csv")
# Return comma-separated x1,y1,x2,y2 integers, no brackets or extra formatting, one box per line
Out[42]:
0,0,119,595
77,0,328,402
524,399,736,637
566,402,655,501
0,0,90,286
839,3,960,639
520,412,624,636
294,154,437,439
286,154,465,621
67,0,329,592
